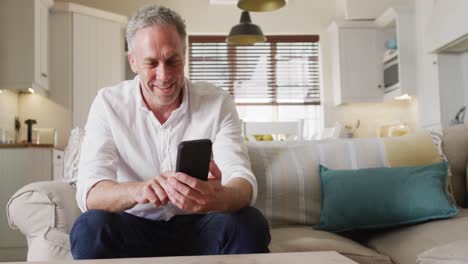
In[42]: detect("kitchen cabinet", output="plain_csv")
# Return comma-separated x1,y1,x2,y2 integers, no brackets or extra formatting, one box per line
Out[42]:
425,0,468,53
328,21,384,105
336,0,410,20
0,147,58,261
0,0,53,94
49,3,127,129
52,149,64,180
415,0,442,129
418,0,468,129
375,7,417,101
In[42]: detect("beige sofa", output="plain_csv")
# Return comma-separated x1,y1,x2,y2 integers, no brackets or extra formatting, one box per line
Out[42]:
7,124,468,264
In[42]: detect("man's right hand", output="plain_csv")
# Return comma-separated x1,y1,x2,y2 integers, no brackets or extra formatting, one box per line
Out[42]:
86,172,175,212
131,172,173,207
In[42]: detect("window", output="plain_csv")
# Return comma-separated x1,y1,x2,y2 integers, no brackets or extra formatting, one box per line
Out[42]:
188,35,322,138
189,35,320,104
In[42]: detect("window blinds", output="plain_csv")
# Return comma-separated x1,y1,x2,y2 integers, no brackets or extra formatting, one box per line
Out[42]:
189,35,320,105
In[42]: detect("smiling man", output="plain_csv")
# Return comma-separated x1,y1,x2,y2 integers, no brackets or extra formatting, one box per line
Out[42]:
70,5,270,259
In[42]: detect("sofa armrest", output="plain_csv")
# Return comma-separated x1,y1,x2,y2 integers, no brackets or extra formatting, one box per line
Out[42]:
7,181,81,237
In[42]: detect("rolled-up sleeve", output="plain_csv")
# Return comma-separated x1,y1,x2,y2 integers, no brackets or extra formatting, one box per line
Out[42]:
212,95,257,205
76,92,119,212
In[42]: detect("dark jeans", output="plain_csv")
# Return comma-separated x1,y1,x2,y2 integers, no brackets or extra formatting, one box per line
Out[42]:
70,206,271,259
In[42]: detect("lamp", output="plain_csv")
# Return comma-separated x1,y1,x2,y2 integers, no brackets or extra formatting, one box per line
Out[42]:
226,11,266,45
237,0,286,12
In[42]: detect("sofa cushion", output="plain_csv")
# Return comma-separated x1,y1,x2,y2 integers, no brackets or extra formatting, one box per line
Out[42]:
381,132,455,202
247,138,397,227
442,124,468,207
270,226,391,264
362,209,468,264
63,127,85,185
246,141,322,227
247,133,448,228
381,133,442,167
316,162,459,232
417,239,468,264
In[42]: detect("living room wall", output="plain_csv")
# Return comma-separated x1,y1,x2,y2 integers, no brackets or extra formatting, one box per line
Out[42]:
0,91,70,147
17,94,71,148
57,0,417,137
62,0,338,128
0,90,18,134
0,0,417,140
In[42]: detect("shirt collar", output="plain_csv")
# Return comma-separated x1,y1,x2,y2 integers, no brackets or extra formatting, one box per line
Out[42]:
134,75,146,111
134,75,190,116
174,78,190,116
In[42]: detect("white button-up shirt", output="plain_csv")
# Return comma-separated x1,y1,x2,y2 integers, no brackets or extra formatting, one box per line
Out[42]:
76,76,257,221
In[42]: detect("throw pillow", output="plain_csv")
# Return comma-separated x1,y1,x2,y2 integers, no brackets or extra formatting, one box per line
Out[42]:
63,127,85,186
382,131,456,204
428,129,456,203
246,141,322,227
316,162,459,232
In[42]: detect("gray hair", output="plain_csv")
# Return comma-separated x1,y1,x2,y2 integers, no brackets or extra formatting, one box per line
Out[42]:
126,5,187,52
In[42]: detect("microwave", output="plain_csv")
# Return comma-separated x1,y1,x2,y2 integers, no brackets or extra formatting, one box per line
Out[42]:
383,56,399,92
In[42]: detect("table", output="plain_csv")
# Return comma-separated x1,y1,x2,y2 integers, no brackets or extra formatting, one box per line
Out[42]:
3,251,358,264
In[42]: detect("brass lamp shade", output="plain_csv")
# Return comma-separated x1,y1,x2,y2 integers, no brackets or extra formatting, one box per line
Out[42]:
226,11,266,45
238,0,286,12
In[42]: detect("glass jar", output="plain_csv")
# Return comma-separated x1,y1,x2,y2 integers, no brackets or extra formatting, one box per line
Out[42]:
0,128,13,144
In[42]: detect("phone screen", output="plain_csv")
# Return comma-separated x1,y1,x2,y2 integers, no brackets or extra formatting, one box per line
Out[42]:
175,139,212,181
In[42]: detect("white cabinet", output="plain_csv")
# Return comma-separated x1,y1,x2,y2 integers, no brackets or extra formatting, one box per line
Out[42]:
52,149,64,180
337,0,411,20
425,0,468,53
0,148,54,261
0,0,53,94
38,0,51,90
416,0,468,129
49,3,127,128
376,7,417,101
415,0,442,129
328,21,384,105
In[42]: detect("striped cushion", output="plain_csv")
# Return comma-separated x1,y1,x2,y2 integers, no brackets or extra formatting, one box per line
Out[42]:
246,141,321,227
246,132,452,227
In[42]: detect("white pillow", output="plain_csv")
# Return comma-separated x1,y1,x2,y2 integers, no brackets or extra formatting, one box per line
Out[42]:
62,127,85,186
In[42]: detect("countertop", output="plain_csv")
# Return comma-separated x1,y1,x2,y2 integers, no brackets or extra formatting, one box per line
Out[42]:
0,143,64,150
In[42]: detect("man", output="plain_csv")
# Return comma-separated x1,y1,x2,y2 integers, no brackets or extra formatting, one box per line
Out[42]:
70,4,270,259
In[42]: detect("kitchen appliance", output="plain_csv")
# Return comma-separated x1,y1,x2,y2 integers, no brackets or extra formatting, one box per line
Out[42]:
14,117,20,143
24,119,37,143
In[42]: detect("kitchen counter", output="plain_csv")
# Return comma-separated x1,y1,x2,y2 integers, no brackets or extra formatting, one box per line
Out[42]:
0,143,55,148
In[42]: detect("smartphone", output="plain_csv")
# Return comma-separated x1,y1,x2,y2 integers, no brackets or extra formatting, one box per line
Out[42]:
175,139,212,181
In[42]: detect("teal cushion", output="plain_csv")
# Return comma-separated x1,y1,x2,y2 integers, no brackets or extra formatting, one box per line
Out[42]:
316,162,459,232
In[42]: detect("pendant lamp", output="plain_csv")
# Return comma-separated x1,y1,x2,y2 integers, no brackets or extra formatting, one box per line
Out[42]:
226,11,266,45
237,0,286,12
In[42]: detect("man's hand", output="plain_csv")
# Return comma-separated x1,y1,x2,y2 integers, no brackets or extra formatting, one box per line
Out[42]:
164,161,253,213
165,161,225,213
86,172,174,212
130,171,173,208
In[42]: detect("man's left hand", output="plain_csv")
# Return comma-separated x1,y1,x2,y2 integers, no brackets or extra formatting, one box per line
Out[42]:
164,161,227,213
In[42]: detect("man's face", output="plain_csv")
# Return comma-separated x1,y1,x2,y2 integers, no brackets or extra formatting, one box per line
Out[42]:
128,25,185,107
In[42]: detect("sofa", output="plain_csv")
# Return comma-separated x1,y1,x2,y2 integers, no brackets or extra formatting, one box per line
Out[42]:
6,124,468,264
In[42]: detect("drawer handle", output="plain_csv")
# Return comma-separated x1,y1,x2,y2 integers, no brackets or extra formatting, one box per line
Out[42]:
57,155,61,159
41,73,48,78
